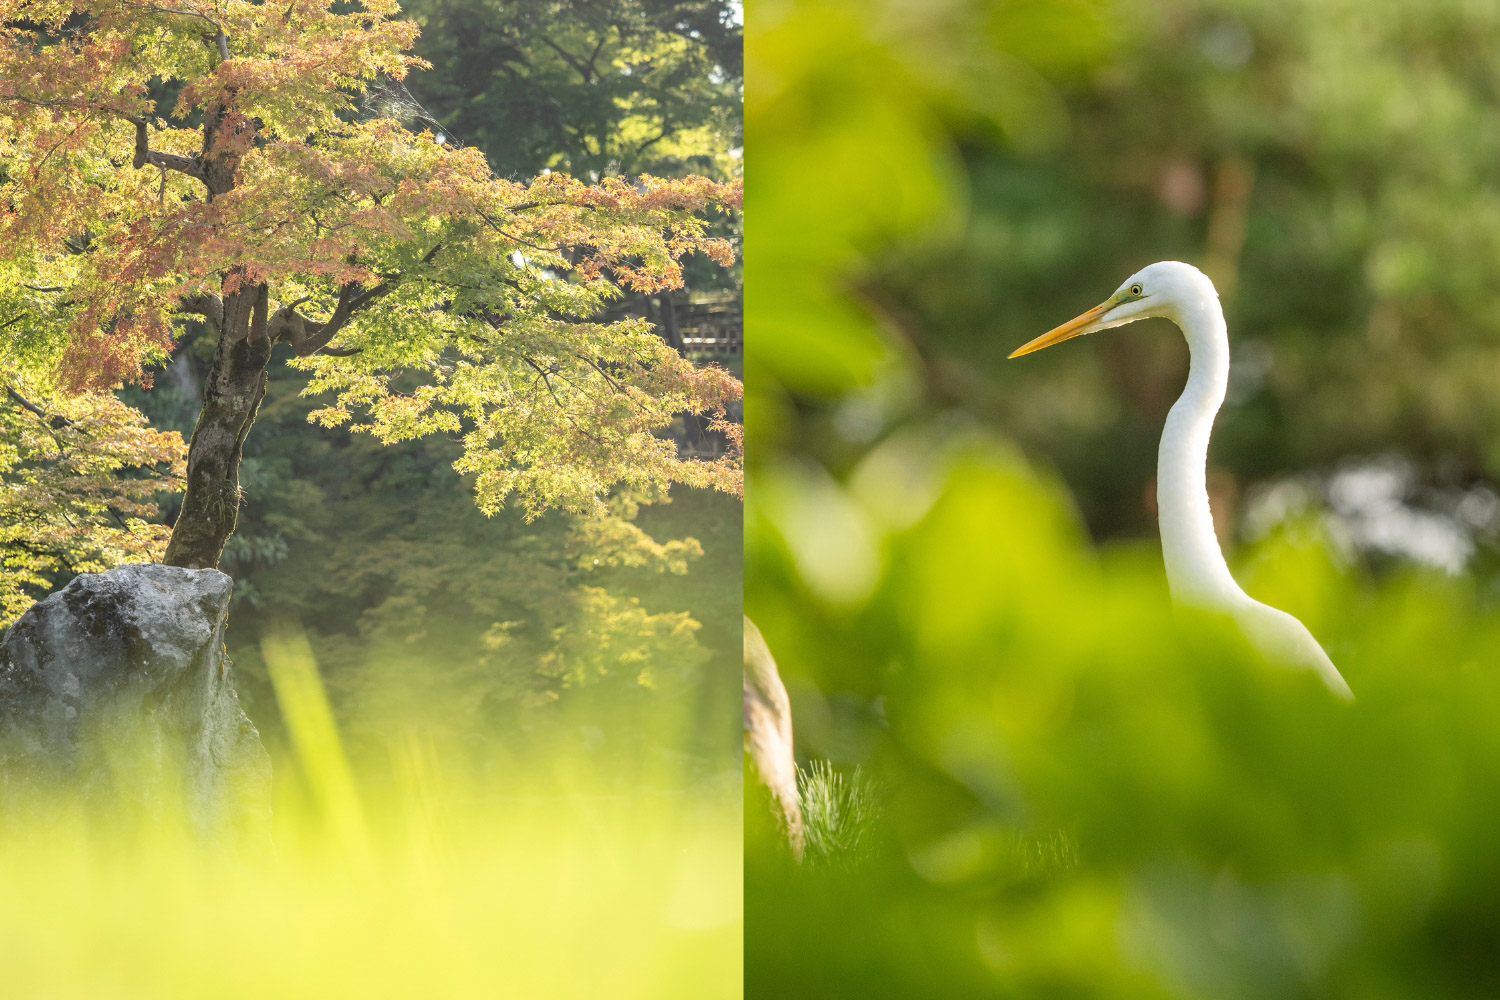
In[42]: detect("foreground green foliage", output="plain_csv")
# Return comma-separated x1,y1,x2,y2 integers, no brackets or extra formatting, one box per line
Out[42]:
750,431,1500,997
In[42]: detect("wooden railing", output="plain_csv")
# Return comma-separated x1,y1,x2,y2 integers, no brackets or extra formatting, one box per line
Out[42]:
618,289,743,358
609,289,743,458
675,291,742,357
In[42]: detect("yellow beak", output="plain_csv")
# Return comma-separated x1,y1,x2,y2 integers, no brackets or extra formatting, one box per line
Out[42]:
1008,300,1113,359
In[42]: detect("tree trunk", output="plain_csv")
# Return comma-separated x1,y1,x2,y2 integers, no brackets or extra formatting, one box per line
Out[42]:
162,283,272,569
658,293,685,352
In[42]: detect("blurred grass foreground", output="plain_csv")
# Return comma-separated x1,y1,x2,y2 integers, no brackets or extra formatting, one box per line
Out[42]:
0,624,740,999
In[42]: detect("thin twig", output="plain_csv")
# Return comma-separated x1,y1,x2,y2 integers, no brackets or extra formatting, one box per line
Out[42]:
522,357,605,444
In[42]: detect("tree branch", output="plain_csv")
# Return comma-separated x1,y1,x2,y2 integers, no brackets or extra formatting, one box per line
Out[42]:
5,385,73,453
5,93,207,186
539,36,592,81
121,3,230,60
4,386,53,423
129,116,205,181
583,36,609,82
581,356,648,412
268,243,444,356
176,293,224,327
523,357,605,444
473,209,569,253
634,118,673,160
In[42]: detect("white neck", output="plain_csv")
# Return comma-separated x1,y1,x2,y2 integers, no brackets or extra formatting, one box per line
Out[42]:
1157,292,1246,609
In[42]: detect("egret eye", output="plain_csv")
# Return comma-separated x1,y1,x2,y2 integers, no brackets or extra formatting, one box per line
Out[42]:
1129,283,1143,296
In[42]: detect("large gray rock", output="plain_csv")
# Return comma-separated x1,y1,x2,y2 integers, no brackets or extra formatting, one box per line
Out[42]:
0,564,270,835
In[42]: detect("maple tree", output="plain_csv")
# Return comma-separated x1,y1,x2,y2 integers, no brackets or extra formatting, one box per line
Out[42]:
0,375,185,621
0,0,742,573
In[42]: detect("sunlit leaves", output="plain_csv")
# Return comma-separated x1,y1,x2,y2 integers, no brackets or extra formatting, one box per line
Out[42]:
0,377,185,622
1,0,743,530
297,306,742,518
483,586,707,707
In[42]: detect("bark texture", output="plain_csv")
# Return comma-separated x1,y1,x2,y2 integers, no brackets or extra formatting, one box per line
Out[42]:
162,95,271,569
163,281,271,569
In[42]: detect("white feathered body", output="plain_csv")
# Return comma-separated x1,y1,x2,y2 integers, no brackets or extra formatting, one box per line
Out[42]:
1144,262,1352,699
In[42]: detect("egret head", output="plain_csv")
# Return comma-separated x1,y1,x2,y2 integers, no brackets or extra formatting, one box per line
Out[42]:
1008,261,1216,359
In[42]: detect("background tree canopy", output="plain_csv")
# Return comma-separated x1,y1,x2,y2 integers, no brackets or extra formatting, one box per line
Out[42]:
407,0,742,180
747,0,1500,995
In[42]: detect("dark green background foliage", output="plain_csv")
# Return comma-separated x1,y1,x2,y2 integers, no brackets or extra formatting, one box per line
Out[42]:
406,0,741,180
748,0,1500,995
752,0,1500,556
129,0,742,774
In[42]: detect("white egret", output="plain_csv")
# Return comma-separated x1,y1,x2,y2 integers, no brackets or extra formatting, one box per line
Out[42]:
1009,261,1353,699
745,617,805,858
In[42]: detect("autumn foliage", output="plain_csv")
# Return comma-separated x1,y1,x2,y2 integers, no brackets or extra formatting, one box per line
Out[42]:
0,378,185,621
0,0,742,577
